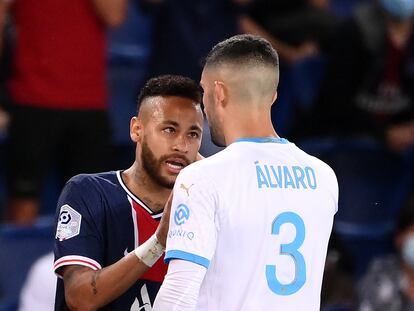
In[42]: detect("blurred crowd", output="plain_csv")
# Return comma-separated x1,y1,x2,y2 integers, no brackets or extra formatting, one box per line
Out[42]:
1,0,414,310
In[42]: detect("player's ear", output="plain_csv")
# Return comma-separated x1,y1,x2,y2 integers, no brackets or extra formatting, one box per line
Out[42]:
214,80,227,108
130,116,143,143
271,91,277,105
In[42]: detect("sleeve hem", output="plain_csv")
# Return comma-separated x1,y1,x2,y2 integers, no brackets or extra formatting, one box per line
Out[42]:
54,255,102,278
165,250,210,269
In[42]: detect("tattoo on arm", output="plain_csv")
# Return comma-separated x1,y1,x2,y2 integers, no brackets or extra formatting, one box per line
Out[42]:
91,270,101,295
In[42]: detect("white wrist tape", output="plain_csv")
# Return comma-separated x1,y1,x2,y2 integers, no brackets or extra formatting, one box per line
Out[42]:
134,234,165,267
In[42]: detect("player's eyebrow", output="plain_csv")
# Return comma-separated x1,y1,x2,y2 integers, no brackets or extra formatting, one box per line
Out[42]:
161,120,203,133
160,120,181,128
189,125,203,133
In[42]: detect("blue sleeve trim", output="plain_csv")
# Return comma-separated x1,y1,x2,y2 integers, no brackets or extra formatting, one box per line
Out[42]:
165,250,210,268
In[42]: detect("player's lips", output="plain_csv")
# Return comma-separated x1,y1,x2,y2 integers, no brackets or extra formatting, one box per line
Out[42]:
164,157,188,174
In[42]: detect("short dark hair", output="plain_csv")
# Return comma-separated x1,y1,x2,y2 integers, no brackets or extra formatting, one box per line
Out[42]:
205,34,279,69
137,75,202,110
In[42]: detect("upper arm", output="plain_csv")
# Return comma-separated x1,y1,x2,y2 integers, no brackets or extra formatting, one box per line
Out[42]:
61,265,94,288
61,265,97,310
54,178,104,276
165,167,218,269
89,0,127,27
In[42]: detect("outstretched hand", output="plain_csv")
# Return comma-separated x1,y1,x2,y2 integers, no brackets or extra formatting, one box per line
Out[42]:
156,192,173,248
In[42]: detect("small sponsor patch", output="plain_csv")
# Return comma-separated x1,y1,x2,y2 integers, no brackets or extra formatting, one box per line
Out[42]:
174,204,190,225
55,204,82,241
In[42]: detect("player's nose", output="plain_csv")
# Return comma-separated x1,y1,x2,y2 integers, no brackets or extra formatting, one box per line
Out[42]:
172,135,189,153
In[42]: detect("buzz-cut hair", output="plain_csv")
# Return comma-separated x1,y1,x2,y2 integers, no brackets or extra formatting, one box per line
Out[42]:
205,34,279,70
137,75,202,111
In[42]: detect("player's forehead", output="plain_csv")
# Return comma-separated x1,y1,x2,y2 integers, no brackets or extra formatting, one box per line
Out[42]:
200,67,215,84
145,96,203,128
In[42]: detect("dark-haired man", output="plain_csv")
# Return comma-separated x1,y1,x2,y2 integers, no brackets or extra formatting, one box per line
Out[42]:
53,75,204,310
154,35,338,310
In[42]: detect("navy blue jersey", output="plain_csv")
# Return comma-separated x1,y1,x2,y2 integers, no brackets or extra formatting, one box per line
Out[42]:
53,171,167,310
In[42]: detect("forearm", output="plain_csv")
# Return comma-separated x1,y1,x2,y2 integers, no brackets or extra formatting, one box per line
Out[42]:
90,0,127,27
63,234,165,310
239,15,296,61
153,260,206,311
63,253,150,310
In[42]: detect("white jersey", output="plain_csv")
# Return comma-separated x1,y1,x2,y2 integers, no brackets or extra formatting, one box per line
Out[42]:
165,137,338,311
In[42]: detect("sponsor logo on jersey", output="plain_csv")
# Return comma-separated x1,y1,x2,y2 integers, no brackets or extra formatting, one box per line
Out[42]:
168,228,195,240
55,204,82,241
174,204,190,225
180,183,194,196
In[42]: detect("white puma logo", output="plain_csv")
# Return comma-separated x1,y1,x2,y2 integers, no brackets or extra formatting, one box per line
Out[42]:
180,183,194,196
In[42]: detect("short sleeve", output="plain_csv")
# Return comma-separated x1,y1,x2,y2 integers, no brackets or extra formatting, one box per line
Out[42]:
165,167,218,269
53,176,104,276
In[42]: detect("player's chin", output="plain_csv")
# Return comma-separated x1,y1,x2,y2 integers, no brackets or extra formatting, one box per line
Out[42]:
159,174,176,189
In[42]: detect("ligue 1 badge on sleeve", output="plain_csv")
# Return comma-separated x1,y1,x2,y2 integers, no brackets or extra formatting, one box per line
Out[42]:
55,204,82,241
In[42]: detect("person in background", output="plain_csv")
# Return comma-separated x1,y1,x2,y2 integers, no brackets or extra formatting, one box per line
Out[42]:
240,0,337,64
358,196,414,311
19,252,56,311
0,0,128,224
306,0,414,151
138,0,251,82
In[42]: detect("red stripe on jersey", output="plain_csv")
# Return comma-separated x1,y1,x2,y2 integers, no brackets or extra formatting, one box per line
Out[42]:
54,259,100,270
131,200,167,283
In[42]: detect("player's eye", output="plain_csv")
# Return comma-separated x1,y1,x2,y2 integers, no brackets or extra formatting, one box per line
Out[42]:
163,127,175,134
188,132,200,139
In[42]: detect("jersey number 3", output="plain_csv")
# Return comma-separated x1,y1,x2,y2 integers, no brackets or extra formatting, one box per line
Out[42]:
266,211,306,296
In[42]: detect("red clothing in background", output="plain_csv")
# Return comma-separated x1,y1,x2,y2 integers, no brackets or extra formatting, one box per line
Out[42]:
8,0,107,109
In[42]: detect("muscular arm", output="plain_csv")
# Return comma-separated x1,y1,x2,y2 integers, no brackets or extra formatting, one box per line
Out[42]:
89,0,127,27
62,252,150,310
61,191,172,310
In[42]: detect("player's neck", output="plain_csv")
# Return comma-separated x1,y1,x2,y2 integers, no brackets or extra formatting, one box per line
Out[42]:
122,165,171,213
224,111,277,145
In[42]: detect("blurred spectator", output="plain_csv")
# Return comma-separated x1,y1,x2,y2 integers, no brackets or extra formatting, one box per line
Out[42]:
305,0,414,151
139,0,250,81
18,252,55,311
0,107,7,137
321,232,357,311
0,0,127,224
358,196,414,311
240,0,337,64
0,1,11,140
138,0,248,156
240,0,337,136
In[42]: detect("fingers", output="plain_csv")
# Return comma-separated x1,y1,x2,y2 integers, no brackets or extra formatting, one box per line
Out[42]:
156,192,173,247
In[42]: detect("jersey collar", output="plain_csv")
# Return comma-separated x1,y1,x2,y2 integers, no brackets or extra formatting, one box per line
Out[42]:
234,137,289,144
116,170,162,219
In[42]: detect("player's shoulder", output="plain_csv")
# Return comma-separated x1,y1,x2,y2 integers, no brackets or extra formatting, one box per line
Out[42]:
294,145,337,181
62,171,120,201
182,148,234,175
67,171,118,188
